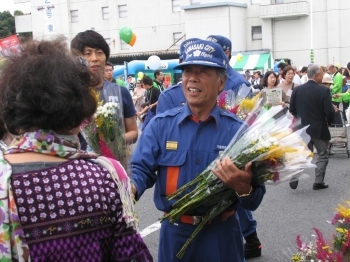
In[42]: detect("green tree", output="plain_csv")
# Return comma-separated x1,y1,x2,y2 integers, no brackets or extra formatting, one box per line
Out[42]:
0,10,32,41
0,11,15,38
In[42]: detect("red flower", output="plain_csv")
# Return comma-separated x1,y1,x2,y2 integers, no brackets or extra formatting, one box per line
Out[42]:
99,138,118,160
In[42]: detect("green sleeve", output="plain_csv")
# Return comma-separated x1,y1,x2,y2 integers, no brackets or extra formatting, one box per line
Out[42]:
340,92,350,102
331,74,344,102
331,74,343,94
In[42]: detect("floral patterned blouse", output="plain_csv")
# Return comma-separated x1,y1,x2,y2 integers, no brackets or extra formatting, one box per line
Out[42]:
0,158,152,261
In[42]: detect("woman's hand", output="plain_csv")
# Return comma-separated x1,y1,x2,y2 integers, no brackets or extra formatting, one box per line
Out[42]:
211,157,252,196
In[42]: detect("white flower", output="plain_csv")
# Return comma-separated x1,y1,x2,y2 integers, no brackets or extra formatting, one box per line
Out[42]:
36,195,43,201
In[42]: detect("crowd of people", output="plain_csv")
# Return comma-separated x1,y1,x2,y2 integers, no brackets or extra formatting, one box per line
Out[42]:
0,29,348,261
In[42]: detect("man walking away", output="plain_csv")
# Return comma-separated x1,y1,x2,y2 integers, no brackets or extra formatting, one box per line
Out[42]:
289,65,335,190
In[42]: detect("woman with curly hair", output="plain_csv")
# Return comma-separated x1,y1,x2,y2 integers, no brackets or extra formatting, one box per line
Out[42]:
278,65,299,103
0,37,152,261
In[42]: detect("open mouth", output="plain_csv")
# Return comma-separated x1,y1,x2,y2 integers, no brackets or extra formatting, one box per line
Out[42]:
188,88,201,93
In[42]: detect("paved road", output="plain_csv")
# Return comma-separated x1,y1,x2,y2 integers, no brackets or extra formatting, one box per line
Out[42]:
134,127,350,262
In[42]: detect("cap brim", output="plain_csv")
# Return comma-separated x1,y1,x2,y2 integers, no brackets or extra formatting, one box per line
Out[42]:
174,60,226,70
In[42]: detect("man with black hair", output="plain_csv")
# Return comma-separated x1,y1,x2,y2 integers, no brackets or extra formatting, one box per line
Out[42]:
104,61,127,88
300,66,308,84
153,69,165,91
104,61,116,83
252,71,263,91
71,30,138,145
277,62,288,74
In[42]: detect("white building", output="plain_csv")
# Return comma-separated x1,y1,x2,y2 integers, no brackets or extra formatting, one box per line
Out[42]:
14,0,350,69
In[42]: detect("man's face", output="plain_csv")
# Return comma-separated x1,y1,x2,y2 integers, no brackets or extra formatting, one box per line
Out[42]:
327,65,336,75
104,65,113,81
157,71,164,81
182,65,225,109
254,73,260,80
83,47,106,77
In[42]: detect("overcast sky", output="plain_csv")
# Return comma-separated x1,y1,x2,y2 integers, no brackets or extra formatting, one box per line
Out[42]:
0,2,31,15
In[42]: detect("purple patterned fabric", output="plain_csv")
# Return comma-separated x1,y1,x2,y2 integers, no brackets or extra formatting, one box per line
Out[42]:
10,159,152,262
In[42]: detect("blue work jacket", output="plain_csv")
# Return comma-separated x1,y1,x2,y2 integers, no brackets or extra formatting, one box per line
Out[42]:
131,104,265,214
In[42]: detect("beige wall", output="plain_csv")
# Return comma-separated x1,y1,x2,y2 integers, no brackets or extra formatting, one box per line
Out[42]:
13,0,350,67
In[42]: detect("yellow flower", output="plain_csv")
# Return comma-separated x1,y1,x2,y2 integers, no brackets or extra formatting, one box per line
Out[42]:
261,145,297,162
291,253,302,262
335,202,350,219
95,115,104,128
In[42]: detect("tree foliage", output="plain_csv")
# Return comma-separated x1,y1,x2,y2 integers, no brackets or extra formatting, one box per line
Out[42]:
0,11,15,38
0,10,32,40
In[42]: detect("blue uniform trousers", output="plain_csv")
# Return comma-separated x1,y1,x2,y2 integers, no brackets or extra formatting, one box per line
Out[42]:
158,214,245,262
237,206,257,238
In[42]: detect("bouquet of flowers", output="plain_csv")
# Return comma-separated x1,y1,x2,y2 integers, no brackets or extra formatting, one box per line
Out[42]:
82,99,129,171
161,105,316,258
217,84,263,121
291,200,350,261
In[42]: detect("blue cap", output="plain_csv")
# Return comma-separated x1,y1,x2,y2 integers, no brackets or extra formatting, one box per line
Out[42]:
179,38,200,60
206,35,231,51
174,40,228,70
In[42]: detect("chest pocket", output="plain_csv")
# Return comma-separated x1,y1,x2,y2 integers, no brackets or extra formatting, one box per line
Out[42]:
158,151,186,196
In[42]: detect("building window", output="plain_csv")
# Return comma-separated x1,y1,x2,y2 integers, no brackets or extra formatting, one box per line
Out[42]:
102,7,109,20
119,5,127,18
70,10,79,23
173,32,182,45
251,0,261,4
120,40,129,50
191,0,200,4
252,26,262,40
172,0,181,12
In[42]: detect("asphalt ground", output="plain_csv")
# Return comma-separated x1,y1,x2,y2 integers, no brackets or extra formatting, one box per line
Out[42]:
134,125,350,262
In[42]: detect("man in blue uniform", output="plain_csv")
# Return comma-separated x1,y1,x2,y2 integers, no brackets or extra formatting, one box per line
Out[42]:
131,40,266,262
206,35,251,93
157,35,262,259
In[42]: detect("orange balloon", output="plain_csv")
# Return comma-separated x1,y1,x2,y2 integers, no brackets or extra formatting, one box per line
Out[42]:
129,33,137,47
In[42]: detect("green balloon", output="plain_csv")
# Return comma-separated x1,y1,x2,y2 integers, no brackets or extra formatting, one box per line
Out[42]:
119,27,133,43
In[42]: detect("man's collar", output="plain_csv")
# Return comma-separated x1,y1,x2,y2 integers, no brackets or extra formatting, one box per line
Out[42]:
177,104,219,126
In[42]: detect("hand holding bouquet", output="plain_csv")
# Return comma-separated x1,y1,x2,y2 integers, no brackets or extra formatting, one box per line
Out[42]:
82,101,129,171
161,105,315,258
